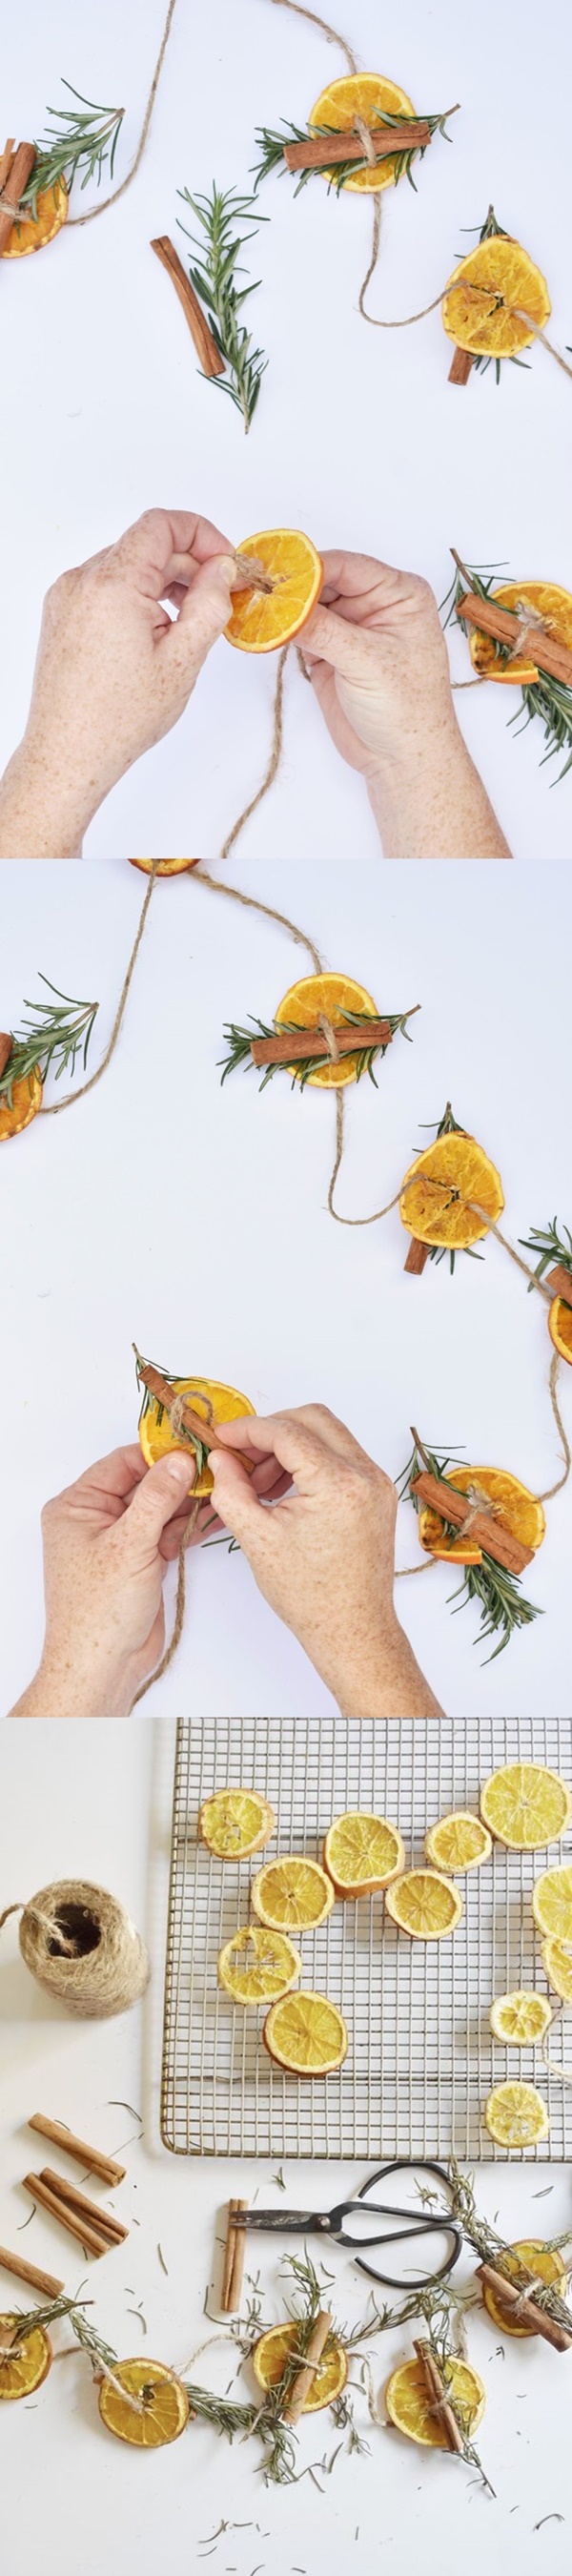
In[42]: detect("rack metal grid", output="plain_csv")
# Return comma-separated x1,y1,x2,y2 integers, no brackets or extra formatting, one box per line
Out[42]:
161,1716,572,2161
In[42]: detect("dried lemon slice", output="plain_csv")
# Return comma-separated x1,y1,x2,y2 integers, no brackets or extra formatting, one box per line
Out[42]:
323,1809,404,1895
128,857,200,875
469,581,572,690
263,1990,348,2073
225,530,322,653
532,1868,572,1942
0,1065,43,1142
441,235,550,358
480,1761,572,1850
384,1868,462,1940
385,2355,485,2447
424,1811,492,1872
310,72,416,194
419,1469,546,1569
98,2358,190,2446
251,1856,335,1931
217,1926,301,2004
138,1372,255,1498
481,2240,567,2337
541,1939,572,2003
0,2315,51,2399
2,178,68,256
483,2081,549,2146
275,971,380,1091
199,1788,275,1860
253,2321,347,2409
399,1129,503,1248
489,1990,552,2046
549,1297,572,1367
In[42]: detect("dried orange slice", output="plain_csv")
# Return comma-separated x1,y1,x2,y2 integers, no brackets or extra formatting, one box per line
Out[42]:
532,1867,572,1942
424,1811,492,1872
469,582,572,689
385,2355,485,2447
541,1939,572,2003
480,1761,572,1850
251,1856,334,1931
2,177,68,256
253,2321,347,2409
217,1926,301,2004
384,1868,462,1940
310,72,416,194
225,529,322,653
489,1990,552,2046
442,235,550,358
483,2080,549,2146
481,2240,566,2337
263,1989,348,2073
138,1373,255,1498
274,971,379,1091
98,2358,190,2446
419,1468,546,1569
399,1130,503,1249
0,2315,51,2399
323,1809,404,1895
549,1296,572,1366
0,1064,42,1142
199,1787,275,1859
128,857,200,875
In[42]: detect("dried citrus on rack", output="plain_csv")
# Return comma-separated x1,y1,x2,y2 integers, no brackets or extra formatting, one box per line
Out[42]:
424,1811,492,1872
0,2316,51,2400
2,177,68,256
419,1469,546,1569
469,582,572,690
441,234,550,358
275,972,379,1091
251,1856,335,1931
549,1295,572,1366
199,1788,275,1859
217,1926,301,2004
0,1065,42,1142
138,1374,255,1499
310,72,416,193
385,2355,485,2447
481,2240,567,2337
480,1761,572,1850
541,1939,572,2002
98,2358,190,2446
128,857,200,875
483,2080,549,2146
532,1867,572,1942
399,1129,504,1248
384,1868,462,1940
253,2321,347,2409
489,1990,552,2046
263,1989,348,2073
225,529,322,652
323,1809,404,1895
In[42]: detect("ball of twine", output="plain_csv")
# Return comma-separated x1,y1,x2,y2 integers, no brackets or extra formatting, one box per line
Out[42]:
1,1879,151,2019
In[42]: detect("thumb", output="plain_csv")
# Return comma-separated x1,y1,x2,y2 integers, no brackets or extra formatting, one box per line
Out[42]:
124,1453,194,1557
302,600,373,681
208,1450,266,1553
174,552,236,651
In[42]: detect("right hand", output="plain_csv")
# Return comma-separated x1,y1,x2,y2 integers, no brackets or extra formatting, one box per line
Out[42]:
302,548,456,775
208,1403,401,1708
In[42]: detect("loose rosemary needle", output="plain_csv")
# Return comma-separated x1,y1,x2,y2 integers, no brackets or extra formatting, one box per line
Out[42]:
177,185,268,430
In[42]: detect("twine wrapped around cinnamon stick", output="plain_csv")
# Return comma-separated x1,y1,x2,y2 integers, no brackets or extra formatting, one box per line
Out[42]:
283,118,433,172
410,1473,535,1573
283,2308,334,2424
413,2338,464,2452
455,591,572,690
476,2262,572,2353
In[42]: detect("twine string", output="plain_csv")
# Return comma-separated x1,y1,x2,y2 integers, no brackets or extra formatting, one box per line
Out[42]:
0,1899,74,1950
356,267,572,382
219,646,289,862
195,864,324,975
266,0,358,75
67,0,179,226
38,861,159,1117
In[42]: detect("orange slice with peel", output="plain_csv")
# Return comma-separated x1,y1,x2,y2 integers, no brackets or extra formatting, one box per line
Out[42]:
310,72,416,194
217,1925,301,2004
549,1295,572,1366
2,176,68,256
263,1989,348,2073
0,1064,42,1142
469,581,572,689
275,971,379,1090
481,2240,566,2336
384,1868,462,1939
0,2316,51,2399
419,1467,546,1569
442,234,550,358
251,1856,334,1931
128,857,200,875
253,2321,347,2409
98,2358,190,2446
199,1787,275,1859
323,1808,404,1895
385,2355,485,2447
138,1373,255,1498
225,529,322,653
399,1130,504,1248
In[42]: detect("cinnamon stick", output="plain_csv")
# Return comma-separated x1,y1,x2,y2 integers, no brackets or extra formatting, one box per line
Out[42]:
136,1361,254,1473
151,236,225,376
448,346,475,386
220,2198,248,2314
250,1017,393,1068
283,120,432,173
411,1472,535,1573
0,141,36,253
0,2242,64,2299
28,2114,126,2185
0,142,15,194
476,2261,572,2354
0,1033,13,1081
546,1265,572,1311
283,2309,334,2424
455,591,572,690
413,2338,464,2452
404,1236,431,1274
22,2174,112,2258
38,2170,128,2244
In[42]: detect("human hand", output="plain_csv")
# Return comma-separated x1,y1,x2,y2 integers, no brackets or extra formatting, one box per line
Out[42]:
0,508,236,857
302,548,454,776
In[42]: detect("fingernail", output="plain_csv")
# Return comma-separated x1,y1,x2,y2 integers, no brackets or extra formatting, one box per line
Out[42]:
167,1454,191,1480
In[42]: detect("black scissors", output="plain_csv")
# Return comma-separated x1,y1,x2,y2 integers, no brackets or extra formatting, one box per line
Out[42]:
232,2159,462,2291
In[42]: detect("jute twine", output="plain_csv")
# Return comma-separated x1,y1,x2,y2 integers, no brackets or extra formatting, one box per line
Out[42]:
67,0,179,227
219,645,290,863
357,258,572,382
0,1880,150,2017
38,860,159,1118
267,0,358,75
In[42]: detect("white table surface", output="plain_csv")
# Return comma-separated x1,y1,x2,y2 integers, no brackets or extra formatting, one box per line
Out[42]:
1,1717,572,2576
1,0,571,861
1,855,572,1717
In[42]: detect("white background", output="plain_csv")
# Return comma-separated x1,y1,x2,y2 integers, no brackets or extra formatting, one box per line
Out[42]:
2,1719,572,2576
1,855,571,1716
1,0,571,859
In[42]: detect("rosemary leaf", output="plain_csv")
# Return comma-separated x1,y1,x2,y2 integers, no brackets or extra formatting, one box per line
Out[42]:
519,1218,572,1287
177,186,268,431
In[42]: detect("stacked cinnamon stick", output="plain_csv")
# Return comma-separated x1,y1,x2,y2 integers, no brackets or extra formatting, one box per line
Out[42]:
0,2114,129,2287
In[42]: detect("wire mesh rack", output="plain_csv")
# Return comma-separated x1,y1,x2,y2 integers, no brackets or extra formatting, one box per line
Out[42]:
161,1716,572,2162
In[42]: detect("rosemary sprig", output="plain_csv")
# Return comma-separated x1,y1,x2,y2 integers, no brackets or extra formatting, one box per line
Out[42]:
177,186,268,430
133,1349,210,1481
4,2291,118,2377
519,1218,572,1287
414,1100,484,1275
219,1007,417,1092
398,1433,541,1660
0,978,98,1108
21,81,124,216
447,2159,572,2335
441,557,572,781
253,106,455,198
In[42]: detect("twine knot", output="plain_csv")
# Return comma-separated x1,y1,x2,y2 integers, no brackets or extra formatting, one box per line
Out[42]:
354,116,378,167
318,1014,341,1061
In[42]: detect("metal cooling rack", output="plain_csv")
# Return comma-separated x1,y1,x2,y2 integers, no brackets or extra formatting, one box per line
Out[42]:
161,1717,572,2162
